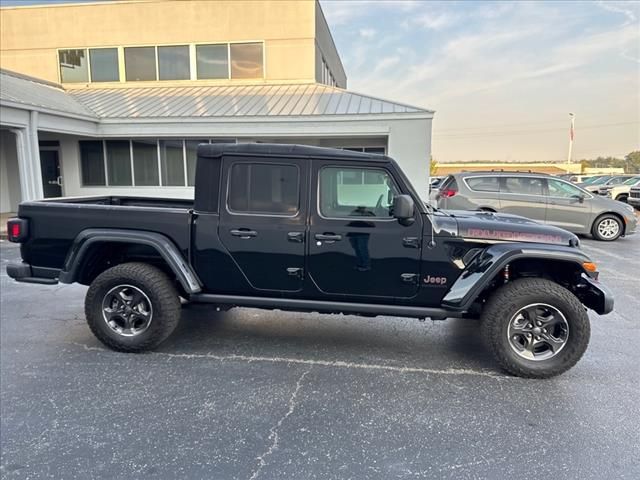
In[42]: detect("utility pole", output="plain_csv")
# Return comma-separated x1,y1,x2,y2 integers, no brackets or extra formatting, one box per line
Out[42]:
567,113,575,164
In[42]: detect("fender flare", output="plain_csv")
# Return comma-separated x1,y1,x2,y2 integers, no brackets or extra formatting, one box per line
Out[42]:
58,229,202,294
441,243,592,311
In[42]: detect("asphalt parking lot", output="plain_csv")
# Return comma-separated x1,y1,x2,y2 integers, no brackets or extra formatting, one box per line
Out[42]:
1,233,639,480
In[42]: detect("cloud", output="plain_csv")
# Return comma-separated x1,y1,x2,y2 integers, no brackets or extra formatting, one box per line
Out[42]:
595,1,639,26
413,12,458,30
359,28,377,39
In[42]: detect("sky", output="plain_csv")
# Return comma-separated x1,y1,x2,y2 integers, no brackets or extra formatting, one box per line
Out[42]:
320,0,640,162
1,0,638,162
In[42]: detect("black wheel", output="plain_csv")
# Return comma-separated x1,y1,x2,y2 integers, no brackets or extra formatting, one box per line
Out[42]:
85,262,181,352
481,278,590,378
614,195,628,203
591,214,623,241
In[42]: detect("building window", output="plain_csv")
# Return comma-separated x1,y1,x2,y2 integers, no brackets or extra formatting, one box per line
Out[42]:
59,49,89,83
196,44,229,79
132,140,159,186
230,43,263,79
185,140,208,186
106,140,133,186
228,163,299,215
160,140,185,186
89,48,119,82
79,141,106,186
124,47,157,81
158,45,190,81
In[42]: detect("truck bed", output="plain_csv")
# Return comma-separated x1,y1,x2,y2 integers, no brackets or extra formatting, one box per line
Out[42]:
17,196,193,270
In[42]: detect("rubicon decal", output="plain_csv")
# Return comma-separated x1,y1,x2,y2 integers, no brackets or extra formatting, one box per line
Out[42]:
464,228,563,244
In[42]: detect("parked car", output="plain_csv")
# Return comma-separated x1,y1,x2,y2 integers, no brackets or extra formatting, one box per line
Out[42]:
436,172,637,241
6,144,614,378
577,175,635,193
599,176,640,202
628,185,640,210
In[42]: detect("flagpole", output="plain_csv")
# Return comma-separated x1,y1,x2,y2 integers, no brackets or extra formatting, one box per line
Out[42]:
567,113,575,164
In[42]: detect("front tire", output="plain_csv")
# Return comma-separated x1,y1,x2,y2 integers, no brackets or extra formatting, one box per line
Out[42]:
481,278,590,378
592,214,623,241
85,262,181,352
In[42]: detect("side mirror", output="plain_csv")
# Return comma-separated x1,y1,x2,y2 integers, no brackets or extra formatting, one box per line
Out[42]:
571,194,585,204
392,195,415,225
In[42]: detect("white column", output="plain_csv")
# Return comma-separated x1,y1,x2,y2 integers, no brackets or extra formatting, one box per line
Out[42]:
29,110,44,199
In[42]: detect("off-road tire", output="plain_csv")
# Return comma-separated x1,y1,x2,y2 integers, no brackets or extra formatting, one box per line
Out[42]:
481,278,590,378
85,262,181,352
591,213,623,241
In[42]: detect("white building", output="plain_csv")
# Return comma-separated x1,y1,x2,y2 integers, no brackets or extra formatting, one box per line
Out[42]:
0,1,433,214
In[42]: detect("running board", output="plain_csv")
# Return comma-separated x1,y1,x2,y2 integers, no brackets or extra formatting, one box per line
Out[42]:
188,293,460,320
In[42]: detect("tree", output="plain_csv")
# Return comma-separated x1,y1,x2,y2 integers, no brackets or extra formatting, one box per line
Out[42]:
430,156,439,176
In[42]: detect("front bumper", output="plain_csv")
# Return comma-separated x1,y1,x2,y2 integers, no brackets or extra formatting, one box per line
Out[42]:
6,262,58,285
628,196,640,208
578,275,614,315
623,211,638,235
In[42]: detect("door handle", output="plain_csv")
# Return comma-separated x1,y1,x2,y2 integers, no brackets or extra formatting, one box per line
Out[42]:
287,232,305,243
315,233,342,242
230,229,258,239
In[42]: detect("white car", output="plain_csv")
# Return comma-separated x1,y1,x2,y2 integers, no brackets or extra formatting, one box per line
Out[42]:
601,176,640,203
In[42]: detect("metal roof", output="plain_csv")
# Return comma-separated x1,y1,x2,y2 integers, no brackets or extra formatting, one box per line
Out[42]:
68,83,432,119
0,69,97,119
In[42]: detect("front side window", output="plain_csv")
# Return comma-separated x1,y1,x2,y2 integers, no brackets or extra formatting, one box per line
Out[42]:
547,179,584,198
89,48,119,82
59,49,88,83
124,47,156,81
196,44,229,79
228,163,299,215
230,43,263,79
319,167,398,218
502,177,544,196
158,45,190,80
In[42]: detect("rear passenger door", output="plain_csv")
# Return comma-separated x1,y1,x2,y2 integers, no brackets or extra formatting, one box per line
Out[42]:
219,158,307,293
499,176,547,221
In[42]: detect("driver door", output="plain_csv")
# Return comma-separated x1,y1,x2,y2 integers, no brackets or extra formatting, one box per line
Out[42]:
544,178,592,232
307,162,423,299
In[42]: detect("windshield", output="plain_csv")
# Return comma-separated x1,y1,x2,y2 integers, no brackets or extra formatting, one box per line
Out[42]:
581,176,603,184
622,177,640,185
588,176,612,185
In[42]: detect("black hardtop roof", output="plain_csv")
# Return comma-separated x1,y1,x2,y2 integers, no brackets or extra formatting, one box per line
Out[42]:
197,142,390,162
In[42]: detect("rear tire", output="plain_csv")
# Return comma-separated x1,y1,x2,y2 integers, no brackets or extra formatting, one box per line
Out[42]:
85,262,181,352
591,214,623,241
481,278,590,378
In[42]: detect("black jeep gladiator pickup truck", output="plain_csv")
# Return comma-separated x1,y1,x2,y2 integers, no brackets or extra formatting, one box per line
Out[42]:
6,143,613,378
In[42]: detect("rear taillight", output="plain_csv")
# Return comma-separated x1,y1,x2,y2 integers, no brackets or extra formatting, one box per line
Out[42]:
440,187,458,198
7,218,28,243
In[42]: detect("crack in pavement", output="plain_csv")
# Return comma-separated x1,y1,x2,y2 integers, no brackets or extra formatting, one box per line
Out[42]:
70,342,508,379
249,370,310,480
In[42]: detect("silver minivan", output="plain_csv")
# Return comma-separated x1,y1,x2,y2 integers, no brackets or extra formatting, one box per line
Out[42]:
436,172,637,241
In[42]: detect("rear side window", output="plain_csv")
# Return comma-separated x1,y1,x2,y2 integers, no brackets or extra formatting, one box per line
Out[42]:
228,163,299,215
502,177,544,196
466,177,499,192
